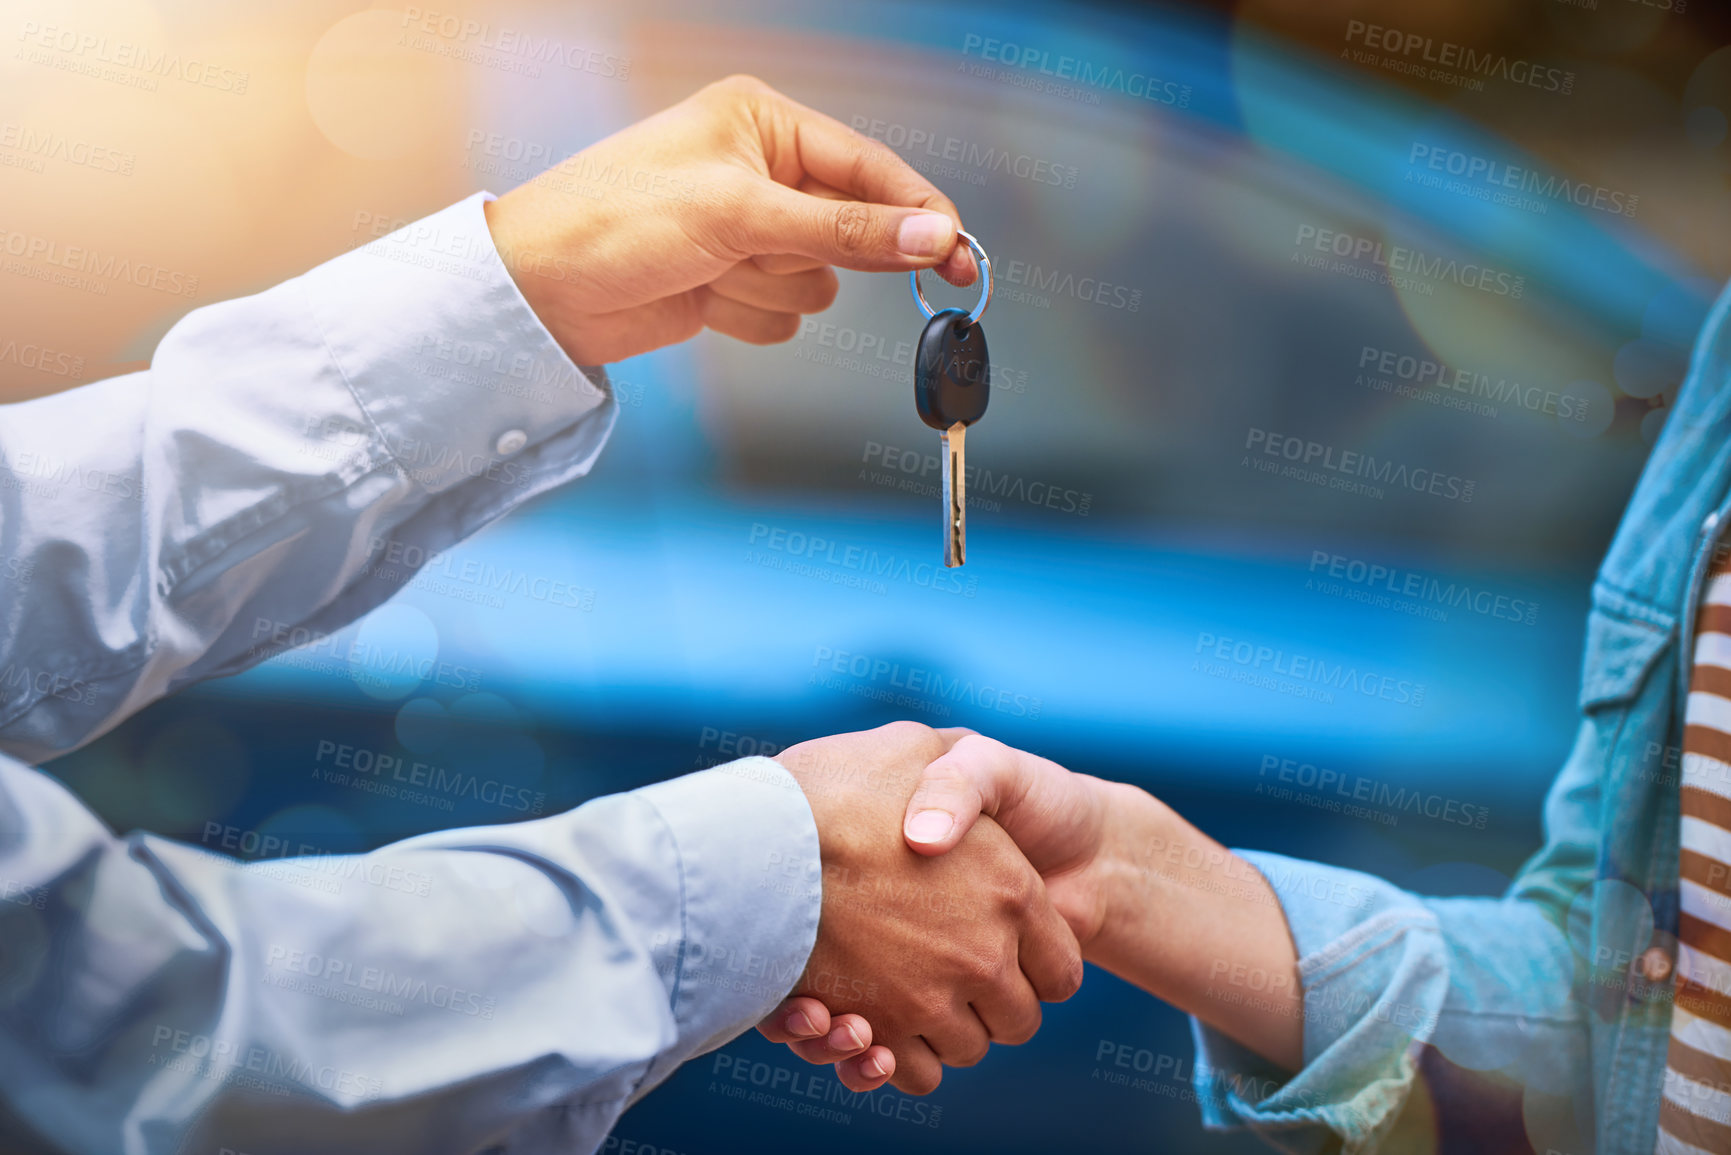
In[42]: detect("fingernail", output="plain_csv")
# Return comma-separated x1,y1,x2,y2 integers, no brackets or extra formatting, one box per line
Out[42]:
906,809,955,844
788,1010,819,1038
836,1024,865,1051
897,212,953,258
862,1055,887,1078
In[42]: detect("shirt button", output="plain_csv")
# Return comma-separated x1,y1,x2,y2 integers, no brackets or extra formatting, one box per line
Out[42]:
1635,947,1672,983
494,429,528,456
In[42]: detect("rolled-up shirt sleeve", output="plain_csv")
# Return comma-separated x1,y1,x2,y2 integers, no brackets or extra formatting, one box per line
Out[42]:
0,191,614,763
1188,722,1598,1153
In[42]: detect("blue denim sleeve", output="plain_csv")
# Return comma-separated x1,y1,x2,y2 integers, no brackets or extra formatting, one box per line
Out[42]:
1189,719,1600,1152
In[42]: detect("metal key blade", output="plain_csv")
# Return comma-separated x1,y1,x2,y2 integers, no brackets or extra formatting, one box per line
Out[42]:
942,421,966,567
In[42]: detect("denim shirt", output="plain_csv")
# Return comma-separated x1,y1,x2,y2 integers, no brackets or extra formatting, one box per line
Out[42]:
1192,276,1731,1155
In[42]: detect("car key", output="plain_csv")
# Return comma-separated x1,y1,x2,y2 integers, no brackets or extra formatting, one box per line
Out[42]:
909,230,993,567
915,309,989,566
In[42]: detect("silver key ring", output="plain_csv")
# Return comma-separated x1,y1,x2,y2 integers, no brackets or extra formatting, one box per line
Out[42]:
909,228,993,326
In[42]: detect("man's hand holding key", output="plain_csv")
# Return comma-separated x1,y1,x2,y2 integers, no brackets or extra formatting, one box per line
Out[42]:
482,73,977,366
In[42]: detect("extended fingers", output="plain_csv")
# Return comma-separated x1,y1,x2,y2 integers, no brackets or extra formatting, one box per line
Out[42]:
719,80,978,278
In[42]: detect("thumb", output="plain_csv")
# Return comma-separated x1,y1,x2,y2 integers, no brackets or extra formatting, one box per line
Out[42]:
902,734,1019,856
753,182,959,274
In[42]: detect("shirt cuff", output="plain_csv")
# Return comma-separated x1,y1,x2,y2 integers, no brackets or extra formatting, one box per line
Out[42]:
633,757,822,1090
299,190,612,496
1187,851,1447,1154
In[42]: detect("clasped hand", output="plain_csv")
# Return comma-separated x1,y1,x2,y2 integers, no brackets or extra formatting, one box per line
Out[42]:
479,77,1137,1095
760,723,1113,1095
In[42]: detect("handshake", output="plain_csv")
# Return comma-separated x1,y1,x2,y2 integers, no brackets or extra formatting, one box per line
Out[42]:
750,721,1123,1095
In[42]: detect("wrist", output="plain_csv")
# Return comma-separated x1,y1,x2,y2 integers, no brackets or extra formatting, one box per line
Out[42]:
481,188,592,363
1081,780,1175,959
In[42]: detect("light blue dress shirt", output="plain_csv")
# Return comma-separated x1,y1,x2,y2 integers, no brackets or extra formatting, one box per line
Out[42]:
0,193,823,1155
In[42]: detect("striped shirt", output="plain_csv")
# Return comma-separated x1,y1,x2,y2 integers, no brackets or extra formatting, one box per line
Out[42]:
1660,550,1731,1153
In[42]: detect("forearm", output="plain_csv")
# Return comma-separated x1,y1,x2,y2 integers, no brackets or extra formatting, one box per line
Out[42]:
1085,781,1303,1070
0,754,819,1153
1092,776,1590,1147
0,193,613,762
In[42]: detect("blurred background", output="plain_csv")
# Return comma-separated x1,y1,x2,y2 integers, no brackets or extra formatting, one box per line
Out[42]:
7,0,1731,1150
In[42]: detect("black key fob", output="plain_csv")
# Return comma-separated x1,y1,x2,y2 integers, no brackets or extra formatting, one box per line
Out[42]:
914,307,990,431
